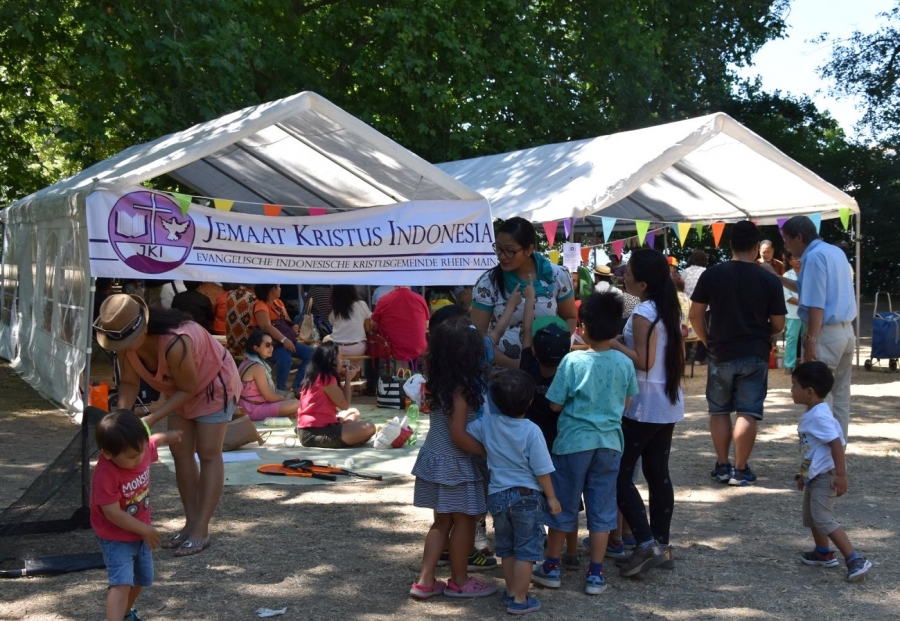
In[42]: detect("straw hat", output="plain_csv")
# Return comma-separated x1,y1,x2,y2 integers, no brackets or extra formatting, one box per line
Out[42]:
592,265,612,277
94,294,149,352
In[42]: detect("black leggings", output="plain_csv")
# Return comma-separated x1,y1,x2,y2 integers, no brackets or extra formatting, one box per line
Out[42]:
616,418,676,546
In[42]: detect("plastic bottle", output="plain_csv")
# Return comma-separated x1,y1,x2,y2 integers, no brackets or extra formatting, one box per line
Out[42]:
405,403,419,446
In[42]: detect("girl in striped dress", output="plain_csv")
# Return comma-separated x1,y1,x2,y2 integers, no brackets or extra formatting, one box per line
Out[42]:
409,316,498,599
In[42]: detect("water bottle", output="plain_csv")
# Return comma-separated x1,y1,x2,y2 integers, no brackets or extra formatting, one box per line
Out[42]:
344,457,356,469
405,403,419,446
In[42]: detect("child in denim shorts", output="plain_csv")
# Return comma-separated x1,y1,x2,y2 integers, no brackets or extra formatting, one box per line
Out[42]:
91,410,181,621
534,291,638,596
466,370,561,615
791,362,872,583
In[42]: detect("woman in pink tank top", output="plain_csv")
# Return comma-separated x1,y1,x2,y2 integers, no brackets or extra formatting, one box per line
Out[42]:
95,294,241,558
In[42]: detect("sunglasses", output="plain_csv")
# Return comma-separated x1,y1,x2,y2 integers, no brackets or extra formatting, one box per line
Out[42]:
93,313,144,342
260,341,274,348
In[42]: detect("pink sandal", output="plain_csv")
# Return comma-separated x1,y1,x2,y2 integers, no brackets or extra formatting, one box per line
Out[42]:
443,576,498,598
410,579,447,599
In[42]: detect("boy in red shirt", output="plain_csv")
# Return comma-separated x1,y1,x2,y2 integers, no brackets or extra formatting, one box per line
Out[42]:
91,410,181,621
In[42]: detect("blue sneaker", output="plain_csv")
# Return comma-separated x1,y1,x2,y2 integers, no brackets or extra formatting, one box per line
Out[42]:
584,571,608,595
531,563,561,588
847,557,872,583
582,537,628,559
728,465,757,486
711,461,732,483
622,533,637,549
123,609,143,621
501,589,514,606
507,595,542,615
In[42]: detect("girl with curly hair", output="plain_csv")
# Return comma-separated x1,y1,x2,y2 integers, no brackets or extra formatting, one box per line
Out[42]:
409,316,497,600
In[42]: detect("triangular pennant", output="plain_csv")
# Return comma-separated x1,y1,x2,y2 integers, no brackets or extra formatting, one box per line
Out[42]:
611,239,625,259
263,204,282,217
635,221,650,246
563,218,574,239
580,246,591,266
213,199,234,212
694,222,704,239
308,207,328,216
548,249,561,265
809,213,822,233
776,217,788,230
601,217,617,243
645,229,656,249
839,207,851,230
676,223,691,247
711,222,726,248
542,221,558,246
172,192,192,216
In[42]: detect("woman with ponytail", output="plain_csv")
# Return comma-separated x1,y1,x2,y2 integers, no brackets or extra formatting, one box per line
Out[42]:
610,249,685,576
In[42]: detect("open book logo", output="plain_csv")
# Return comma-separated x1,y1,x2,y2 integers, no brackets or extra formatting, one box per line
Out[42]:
107,191,195,274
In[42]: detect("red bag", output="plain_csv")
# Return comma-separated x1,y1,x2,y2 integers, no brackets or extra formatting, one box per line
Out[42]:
367,331,392,364
391,426,415,448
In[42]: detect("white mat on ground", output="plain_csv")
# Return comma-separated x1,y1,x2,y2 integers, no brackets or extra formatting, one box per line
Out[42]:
156,411,428,487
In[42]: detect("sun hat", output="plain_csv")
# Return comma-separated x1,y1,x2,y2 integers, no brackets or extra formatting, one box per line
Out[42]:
593,265,612,277
94,294,149,352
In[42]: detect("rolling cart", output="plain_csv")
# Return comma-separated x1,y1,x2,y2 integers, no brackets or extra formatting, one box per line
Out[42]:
864,292,900,372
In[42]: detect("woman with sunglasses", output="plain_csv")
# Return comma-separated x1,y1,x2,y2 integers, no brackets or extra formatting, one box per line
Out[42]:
94,294,241,558
251,284,314,394
237,330,301,420
471,217,576,368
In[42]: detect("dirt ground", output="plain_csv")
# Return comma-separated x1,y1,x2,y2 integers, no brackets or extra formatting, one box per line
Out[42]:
1,312,899,621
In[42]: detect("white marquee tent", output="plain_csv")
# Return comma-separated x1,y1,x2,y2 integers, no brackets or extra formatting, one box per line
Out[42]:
437,112,859,225
0,91,487,413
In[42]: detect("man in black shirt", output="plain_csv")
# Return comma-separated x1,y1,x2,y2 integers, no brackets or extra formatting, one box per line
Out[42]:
689,222,786,487
172,281,214,331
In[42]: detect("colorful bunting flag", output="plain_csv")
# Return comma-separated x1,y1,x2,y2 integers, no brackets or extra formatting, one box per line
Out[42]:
635,221,650,246
645,229,656,249
308,207,328,216
601,217,617,243
542,221,558,246
563,218,574,239
676,223,691,247
776,217,788,230
213,199,234,212
263,204,282,217
694,222,703,240
172,192,192,216
580,246,590,266
611,239,625,259
809,213,822,233
839,207,851,230
548,249,561,265
711,222,726,248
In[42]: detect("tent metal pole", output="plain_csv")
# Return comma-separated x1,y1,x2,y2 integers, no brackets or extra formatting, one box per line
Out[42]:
855,214,861,367
81,278,97,512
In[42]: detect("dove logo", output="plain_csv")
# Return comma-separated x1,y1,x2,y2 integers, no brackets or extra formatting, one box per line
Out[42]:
107,191,196,274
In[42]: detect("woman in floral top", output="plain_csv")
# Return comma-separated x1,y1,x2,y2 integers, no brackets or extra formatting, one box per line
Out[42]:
471,217,576,368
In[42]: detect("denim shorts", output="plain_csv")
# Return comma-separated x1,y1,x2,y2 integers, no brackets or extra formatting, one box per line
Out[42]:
487,487,546,562
706,356,768,419
97,537,153,588
194,400,237,424
545,449,620,533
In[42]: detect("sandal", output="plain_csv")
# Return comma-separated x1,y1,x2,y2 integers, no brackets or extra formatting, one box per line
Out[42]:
160,532,190,550
409,579,446,599
173,538,211,557
443,576,497,598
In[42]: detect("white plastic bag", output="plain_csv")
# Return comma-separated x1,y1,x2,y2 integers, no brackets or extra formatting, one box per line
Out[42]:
403,373,427,406
373,415,411,450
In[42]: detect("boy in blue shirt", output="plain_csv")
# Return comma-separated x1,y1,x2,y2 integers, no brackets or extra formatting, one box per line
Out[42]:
533,291,638,595
466,370,561,615
791,361,871,582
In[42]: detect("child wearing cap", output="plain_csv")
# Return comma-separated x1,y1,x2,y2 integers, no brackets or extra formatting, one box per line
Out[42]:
532,291,638,596
518,282,580,568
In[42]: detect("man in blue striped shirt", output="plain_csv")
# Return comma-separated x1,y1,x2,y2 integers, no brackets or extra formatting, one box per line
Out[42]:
774,216,856,439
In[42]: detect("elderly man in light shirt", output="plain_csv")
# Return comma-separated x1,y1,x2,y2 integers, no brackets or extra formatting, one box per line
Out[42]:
768,216,856,439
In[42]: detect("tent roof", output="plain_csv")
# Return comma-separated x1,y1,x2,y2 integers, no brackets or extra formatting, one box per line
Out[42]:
8,91,481,215
436,112,859,226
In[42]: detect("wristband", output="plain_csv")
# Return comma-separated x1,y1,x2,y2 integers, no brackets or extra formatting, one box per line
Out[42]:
806,335,818,342
280,336,287,344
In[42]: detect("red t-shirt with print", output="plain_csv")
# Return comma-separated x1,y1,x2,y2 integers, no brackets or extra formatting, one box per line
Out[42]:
90,437,159,541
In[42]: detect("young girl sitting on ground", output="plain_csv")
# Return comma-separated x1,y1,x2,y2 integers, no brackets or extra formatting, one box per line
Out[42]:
238,330,300,421
409,315,498,600
295,341,375,448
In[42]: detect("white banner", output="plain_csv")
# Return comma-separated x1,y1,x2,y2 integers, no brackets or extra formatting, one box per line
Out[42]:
86,188,497,286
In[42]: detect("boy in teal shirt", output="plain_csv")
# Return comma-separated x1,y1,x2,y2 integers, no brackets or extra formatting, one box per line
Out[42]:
532,291,638,596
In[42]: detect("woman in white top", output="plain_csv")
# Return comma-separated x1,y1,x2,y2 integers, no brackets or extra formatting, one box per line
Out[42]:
611,249,685,574
782,252,803,371
328,285,372,357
